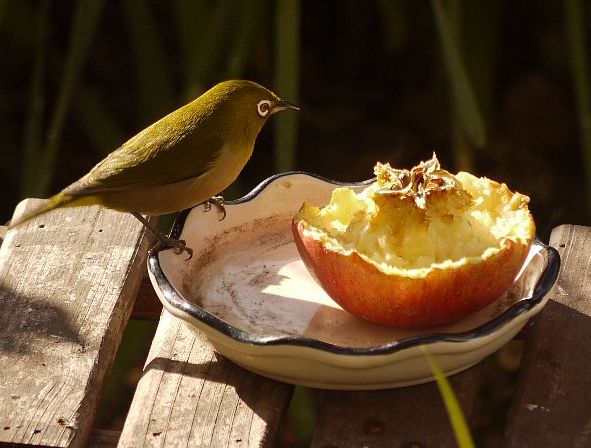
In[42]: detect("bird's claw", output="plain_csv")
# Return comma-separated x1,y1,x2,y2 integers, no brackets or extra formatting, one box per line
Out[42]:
158,235,193,260
203,195,226,221
172,240,193,260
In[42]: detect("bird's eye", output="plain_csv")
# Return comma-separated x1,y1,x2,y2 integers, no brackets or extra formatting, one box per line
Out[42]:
257,100,272,117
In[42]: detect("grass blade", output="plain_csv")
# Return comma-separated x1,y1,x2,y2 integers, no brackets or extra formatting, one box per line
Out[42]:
432,0,486,150
425,353,475,448
274,0,301,172
283,387,317,444
564,0,591,214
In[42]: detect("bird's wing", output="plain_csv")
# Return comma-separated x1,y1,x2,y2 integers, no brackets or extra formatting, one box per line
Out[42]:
63,124,223,197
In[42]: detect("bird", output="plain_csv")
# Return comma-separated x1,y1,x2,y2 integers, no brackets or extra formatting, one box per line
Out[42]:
7,80,300,258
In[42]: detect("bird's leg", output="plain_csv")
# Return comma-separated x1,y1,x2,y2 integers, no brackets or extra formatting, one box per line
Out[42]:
203,195,226,220
131,212,193,260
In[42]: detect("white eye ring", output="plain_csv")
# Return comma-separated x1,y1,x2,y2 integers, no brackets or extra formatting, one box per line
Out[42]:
257,99,272,117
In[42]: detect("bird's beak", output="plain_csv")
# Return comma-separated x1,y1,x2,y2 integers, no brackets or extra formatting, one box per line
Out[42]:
271,99,300,114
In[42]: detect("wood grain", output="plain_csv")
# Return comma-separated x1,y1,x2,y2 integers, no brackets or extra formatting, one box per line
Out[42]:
132,274,163,320
117,310,293,448
506,225,591,446
310,363,482,448
0,200,154,447
89,429,120,448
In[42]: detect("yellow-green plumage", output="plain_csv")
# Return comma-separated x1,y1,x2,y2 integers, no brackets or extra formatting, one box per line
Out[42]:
9,80,298,231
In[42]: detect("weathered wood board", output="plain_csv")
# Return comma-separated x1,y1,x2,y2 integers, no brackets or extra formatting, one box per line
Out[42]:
89,429,121,448
3,205,590,448
117,310,293,448
310,364,482,448
0,200,154,447
505,225,591,446
132,274,163,320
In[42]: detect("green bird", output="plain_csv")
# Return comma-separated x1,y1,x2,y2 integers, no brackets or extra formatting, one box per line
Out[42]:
8,80,299,257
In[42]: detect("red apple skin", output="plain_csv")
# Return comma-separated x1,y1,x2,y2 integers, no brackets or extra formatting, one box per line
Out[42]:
292,219,532,329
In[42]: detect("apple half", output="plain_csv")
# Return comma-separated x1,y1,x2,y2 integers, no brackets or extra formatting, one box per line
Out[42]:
292,155,536,328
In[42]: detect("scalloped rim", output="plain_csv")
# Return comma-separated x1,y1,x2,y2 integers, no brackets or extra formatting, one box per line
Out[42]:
148,171,560,357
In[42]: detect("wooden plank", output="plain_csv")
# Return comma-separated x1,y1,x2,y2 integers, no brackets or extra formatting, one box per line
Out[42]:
311,363,482,448
131,274,163,320
505,225,591,446
117,310,293,448
0,200,155,447
0,225,7,246
89,429,120,448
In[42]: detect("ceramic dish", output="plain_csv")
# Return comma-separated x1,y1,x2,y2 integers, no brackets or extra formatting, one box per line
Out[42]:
147,172,560,390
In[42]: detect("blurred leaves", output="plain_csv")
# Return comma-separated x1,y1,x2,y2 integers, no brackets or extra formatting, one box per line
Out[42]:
0,0,6,30
21,0,49,197
1,1,590,445
0,0,589,232
223,1,264,79
432,0,487,170
124,0,174,124
12,0,278,200
377,0,411,55
173,0,265,101
564,0,591,209
174,0,234,100
21,0,105,197
73,84,125,155
274,0,301,172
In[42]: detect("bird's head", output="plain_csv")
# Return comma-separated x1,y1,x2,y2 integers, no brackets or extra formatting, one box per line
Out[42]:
200,80,300,138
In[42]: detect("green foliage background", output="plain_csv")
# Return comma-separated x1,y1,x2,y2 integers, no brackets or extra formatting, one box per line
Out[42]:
1,0,590,239
1,0,590,446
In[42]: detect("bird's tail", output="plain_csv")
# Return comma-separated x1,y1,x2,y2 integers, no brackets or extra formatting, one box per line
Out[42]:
7,193,73,229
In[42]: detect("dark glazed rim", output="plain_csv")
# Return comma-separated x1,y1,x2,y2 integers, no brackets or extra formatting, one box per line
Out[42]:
148,171,561,356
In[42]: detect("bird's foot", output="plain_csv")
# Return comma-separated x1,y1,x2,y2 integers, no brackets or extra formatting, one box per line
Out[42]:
203,195,226,221
157,234,193,260
131,212,193,260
